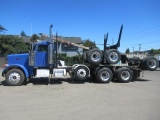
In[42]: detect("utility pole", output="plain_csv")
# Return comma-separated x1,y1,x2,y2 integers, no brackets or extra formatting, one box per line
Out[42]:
133,46,134,52
112,38,114,45
139,44,141,52
94,41,96,46
30,22,32,36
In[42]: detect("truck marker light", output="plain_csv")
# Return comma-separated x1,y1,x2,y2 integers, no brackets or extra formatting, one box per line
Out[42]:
2,64,9,68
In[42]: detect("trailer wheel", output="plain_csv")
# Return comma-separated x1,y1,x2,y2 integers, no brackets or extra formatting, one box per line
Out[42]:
105,49,121,64
74,66,89,82
96,67,113,83
5,69,25,86
87,48,102,65
143,56,159,71
116,68,133,83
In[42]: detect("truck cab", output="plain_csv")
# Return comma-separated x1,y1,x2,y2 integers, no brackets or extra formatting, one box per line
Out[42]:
29,40,58,68
2,40,53,85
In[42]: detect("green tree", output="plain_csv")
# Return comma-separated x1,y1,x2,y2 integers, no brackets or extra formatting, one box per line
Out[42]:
0,35,28,56
21,30,26,36
30,34,39,42
150,48,160,54
0,25,7,34
150,48,154,54
83,39,96,48
125,48,130,54
83,39,97,52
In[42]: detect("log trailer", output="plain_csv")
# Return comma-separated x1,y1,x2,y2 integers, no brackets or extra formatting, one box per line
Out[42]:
2,25,159,86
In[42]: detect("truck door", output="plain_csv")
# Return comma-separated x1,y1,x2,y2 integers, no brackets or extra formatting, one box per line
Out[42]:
34,45,48,67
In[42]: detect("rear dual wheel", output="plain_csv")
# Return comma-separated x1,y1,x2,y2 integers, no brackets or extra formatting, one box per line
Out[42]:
96,68,113,83
116,68,133,83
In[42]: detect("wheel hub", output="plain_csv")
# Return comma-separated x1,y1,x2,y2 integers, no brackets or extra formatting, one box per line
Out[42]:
91,51,101,62
13,76,17,79
109,52,118,62
100,71,110,81
9,72,21,83
121,71,130,81
148,59,157,69
77,69,86,78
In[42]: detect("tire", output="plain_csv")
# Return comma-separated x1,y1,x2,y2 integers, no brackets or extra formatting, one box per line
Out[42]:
82,51,88,62
96,67,113,83
5,69,25,86
105,49,121,64
74,66,89,82
87,48,102,65
142,56,159,71
116,67,133,83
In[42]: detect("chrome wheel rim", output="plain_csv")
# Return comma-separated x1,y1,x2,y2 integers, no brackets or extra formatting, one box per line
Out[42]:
100,71,110,81
121,71,130,81
148,59,157,69
91,51,101,62
77,69,86,78
9,72,21,83
109,52,118,62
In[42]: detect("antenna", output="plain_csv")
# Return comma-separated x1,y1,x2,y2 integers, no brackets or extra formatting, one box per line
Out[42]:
30,22,32,36
139,44,141,52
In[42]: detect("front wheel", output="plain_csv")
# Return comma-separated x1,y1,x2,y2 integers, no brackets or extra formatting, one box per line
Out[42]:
5,69,25,86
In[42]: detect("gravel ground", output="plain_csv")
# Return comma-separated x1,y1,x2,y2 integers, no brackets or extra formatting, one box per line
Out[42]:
0,68,160,120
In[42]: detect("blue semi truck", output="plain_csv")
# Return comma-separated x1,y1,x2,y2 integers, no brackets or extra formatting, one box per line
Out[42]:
2,25,159,86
